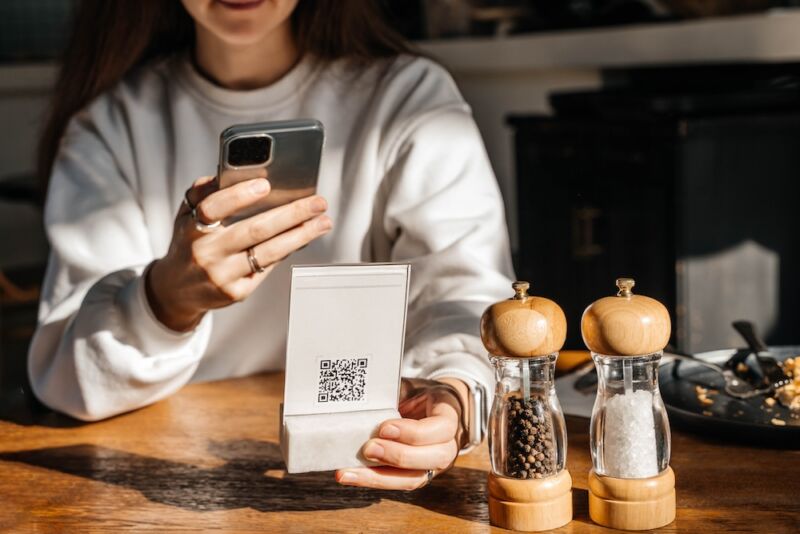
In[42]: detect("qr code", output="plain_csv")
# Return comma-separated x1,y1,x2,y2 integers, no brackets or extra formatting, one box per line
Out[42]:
317,358,368,403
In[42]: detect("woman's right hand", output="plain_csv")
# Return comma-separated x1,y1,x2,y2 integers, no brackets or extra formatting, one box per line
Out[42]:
146,175,331,332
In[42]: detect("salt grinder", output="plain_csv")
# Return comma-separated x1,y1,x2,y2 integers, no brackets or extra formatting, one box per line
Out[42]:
582,278,675,531
480,281,572,532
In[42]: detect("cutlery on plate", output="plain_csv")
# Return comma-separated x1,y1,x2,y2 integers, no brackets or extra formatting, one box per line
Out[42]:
669,351,768,399
732,320,792,391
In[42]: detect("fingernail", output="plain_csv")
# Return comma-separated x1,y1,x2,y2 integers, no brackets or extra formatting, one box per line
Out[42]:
363,442,384,461
251,179,269,194
311,197,327,213
339,471,358,483
380,424,401,439
317,216,333,231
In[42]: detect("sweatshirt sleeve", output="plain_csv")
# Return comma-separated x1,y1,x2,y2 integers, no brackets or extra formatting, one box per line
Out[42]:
28,109,211,422
381,105,515,405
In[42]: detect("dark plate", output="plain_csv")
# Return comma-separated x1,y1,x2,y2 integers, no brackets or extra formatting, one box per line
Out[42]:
659,346,800,448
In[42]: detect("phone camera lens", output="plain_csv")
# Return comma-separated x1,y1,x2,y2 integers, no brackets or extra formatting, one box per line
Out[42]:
228,136,272,167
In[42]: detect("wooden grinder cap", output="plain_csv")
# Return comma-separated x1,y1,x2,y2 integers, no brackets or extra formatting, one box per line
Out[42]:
581,278,671,356
480,281,567,358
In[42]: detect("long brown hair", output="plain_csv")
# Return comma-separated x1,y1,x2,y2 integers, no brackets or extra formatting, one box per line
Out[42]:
38,0,412,186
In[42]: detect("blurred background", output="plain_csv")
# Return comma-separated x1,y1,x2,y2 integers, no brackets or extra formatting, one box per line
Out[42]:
1,0,799,394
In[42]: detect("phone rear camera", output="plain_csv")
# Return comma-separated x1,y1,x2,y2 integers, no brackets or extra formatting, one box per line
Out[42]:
228,136,272,167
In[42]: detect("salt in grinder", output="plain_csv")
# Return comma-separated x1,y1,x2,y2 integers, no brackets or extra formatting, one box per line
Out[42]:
581,278,676,530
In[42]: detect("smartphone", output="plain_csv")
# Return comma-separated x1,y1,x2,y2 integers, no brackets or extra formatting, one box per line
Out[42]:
217,119,324,222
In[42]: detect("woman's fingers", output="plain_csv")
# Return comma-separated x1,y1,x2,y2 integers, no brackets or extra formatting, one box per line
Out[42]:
225,213,332,279
210,263,274,305
377,415,458,446
250,213,332,264
335,466,431,491
362,437,457,471
193,177,271,224
220,194,328,254
173,176,331,309
208,205,325,298
182,175,219,215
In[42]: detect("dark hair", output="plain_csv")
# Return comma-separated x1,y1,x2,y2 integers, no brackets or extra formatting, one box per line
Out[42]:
38,0,412,186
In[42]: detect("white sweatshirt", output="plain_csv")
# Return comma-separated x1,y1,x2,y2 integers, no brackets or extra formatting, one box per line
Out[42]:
28,53,514,421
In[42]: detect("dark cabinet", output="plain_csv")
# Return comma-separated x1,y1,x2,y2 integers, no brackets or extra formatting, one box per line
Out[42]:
510,112,800,352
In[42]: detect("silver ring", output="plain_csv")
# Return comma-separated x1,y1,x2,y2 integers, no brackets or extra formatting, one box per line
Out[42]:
185,188,221,233
247,247,265,274
424,469,434,486
193,213,221,233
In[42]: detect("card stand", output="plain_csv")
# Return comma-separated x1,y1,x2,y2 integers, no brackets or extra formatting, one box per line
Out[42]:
281,407,399,473
280,263,410,474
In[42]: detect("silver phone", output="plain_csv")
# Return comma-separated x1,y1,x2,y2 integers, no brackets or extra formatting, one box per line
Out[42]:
218,119,324,221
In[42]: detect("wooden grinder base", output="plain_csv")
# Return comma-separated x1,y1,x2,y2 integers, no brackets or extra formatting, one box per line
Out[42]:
588,466,676,531
487,469,572,532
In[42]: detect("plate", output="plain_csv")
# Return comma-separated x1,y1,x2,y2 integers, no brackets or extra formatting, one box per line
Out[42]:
659,346,800,447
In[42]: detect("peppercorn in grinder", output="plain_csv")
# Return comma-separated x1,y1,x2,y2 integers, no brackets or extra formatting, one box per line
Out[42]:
582,278,675,530
480,281,572,532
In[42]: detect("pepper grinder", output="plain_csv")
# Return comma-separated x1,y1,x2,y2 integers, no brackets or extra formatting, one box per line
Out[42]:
480,281,572,532
581,278,675,531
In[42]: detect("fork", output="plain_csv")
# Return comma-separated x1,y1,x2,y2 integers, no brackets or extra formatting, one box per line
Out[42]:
732,320,792,391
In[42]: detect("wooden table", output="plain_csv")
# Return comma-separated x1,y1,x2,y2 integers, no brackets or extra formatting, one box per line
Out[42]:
1,372,798,533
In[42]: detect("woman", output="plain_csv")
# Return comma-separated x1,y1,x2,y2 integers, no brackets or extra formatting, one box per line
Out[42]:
30,0,514,491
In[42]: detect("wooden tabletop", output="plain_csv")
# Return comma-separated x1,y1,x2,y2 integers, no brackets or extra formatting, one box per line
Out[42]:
1,372,798,533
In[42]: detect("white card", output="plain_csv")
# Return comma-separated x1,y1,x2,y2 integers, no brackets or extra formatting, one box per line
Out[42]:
283,263,410,417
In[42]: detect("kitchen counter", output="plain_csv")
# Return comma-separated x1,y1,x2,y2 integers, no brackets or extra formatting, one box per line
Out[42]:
1,370,798,532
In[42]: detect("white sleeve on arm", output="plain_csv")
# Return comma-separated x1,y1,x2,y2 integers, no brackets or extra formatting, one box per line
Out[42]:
382,106,515,406
28,112,211,422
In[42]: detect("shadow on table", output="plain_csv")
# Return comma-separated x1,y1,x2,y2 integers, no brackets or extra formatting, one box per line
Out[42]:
0,337,83,429
0,384,85,428
0,439,489,522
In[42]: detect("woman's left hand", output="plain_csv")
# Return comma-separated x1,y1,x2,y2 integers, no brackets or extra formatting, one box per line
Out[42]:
335,378,469,490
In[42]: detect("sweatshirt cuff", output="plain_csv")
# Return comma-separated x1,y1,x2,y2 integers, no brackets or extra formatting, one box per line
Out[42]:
403,332,495,415
119,267,210,356
422,352,494,411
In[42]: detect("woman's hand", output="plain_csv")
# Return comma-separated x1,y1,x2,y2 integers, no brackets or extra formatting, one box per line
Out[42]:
146,175,332,332
335,378,470,490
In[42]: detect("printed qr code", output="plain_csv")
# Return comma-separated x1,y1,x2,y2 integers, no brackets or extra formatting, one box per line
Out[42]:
317,357,368,403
